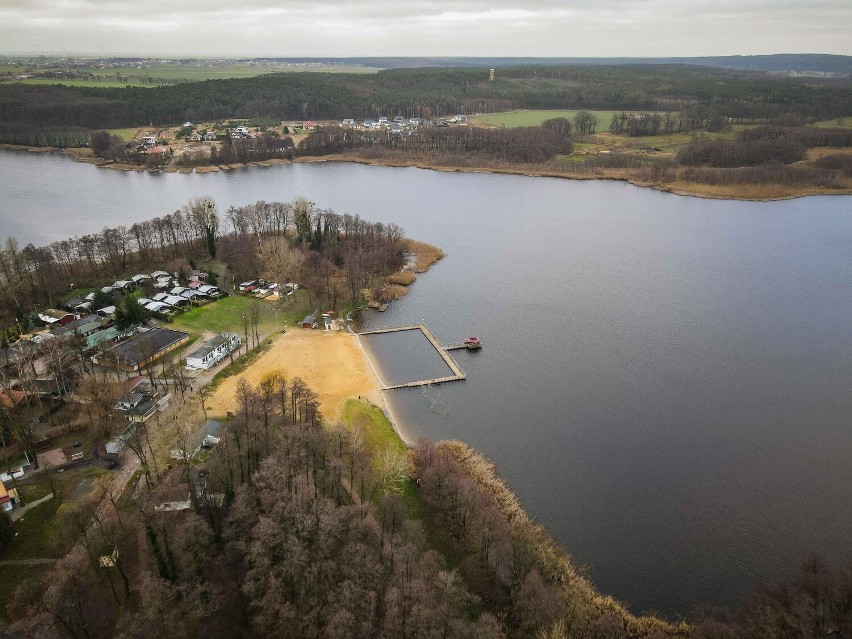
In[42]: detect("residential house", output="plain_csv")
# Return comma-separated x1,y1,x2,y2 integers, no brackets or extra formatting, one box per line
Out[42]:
185,332,240,370
0,478,20,512
114,376,170,423
203,132,217,141
112,280,135,291
188,270,208,282
198,284,221,297
163,295,189,307
342,118,355,126
145,301,174,314
146,146,169,157
153,278,172,290
238,280,258,291
152,292,170,302
169,286,188,296
131,274,151,285
180,290,205,301
96,305,117,317
150,270,170,279
53,315,103,339
141,135,158,147
84,326,126,352
300,315,317,329
37,309,76,326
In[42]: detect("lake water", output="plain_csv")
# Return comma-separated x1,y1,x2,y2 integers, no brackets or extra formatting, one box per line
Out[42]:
2,150,852,616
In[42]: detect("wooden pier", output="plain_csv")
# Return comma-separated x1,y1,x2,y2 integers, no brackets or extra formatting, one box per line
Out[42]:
358,324,473,390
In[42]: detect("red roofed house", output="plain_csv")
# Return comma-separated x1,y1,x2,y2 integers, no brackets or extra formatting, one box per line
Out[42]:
0,478,20,512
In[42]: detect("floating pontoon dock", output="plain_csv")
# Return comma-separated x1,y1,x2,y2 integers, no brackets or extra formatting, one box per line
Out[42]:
358,324,478,390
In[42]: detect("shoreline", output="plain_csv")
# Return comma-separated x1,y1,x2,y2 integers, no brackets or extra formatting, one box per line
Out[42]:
2,144,850,202
351,331,413,448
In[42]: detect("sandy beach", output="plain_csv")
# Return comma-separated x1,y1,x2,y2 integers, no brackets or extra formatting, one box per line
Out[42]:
206,329,385,423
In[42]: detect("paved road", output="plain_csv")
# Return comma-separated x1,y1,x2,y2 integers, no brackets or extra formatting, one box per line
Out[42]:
8,493,54,522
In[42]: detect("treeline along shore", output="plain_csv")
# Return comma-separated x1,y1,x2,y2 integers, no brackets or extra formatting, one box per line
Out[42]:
1,63,851,199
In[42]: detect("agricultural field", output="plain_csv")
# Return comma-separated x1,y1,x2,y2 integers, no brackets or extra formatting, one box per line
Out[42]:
811,116,852,129
470,109,627,128
1,61,381,88
5,78,154,88
554,125,746,163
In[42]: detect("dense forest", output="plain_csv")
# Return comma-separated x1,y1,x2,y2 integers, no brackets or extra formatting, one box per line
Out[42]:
5,373,850,638
1,64,851,136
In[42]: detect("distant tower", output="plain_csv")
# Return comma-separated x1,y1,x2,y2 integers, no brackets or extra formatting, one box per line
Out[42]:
489,68,495,82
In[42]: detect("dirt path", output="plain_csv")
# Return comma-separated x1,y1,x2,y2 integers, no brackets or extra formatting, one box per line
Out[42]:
206,330,382,422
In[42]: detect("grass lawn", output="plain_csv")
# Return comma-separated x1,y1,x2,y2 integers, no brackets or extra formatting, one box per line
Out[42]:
811,116,852,129
341,398,406,456
106,127,141,141
470,110,631,128
171,291,311,336
340,398,420,516
1,499,67,561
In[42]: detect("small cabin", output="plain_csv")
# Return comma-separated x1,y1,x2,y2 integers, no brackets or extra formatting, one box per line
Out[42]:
300,315,317,329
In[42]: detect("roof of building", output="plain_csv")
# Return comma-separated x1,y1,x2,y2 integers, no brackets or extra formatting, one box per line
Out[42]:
105,328,190,367
187,332,238,361
53,317,102,338
0,390,27,409
85,326,123,351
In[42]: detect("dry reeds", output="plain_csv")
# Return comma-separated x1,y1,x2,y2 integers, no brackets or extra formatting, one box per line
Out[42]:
403,238,445,273
387,271,417,286
436,439,692,638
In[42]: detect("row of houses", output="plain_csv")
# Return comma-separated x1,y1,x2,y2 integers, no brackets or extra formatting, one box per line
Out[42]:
342,115,467,130
139,283,222,314
237,279,297,300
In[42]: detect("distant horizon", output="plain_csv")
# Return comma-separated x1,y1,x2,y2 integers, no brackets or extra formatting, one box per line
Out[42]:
2,52,850,60
2,0,849,58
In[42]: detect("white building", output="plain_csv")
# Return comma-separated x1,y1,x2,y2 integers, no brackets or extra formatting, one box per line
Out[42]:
185,332,240,370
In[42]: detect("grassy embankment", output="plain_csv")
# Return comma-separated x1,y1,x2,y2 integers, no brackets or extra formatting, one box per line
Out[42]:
340,398,419,515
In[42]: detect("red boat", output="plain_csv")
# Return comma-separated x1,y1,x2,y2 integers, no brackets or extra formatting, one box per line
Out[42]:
464,336,482,347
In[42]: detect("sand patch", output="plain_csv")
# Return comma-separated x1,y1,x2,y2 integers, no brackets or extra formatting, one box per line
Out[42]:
37,448,67,468
206,330,381,422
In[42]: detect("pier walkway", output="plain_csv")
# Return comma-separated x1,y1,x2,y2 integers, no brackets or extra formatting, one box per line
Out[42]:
358,324,469,390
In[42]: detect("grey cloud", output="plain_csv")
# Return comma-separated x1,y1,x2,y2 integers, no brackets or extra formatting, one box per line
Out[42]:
0,0,849,55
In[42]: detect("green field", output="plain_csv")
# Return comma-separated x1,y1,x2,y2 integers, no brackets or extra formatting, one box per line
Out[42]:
812,116,852,129
6,78,154,88
470,109,627,128
2,62,380,88
105,127,140,141
171,292,310,336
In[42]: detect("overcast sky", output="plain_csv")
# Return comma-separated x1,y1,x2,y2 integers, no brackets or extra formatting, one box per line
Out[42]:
1,0,850,57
